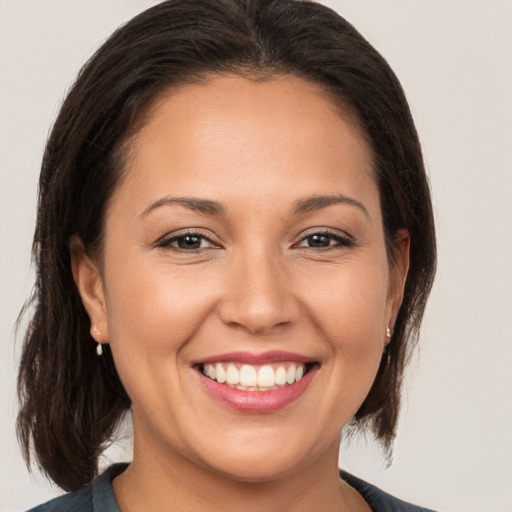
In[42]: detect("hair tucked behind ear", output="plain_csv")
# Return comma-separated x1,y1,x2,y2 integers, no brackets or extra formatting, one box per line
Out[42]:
17,0,436,491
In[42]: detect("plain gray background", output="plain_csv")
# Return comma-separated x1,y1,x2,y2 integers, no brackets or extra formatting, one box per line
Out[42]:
1,1,511,511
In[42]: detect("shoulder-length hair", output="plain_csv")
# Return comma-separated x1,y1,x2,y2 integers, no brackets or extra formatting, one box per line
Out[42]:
17,0,436,491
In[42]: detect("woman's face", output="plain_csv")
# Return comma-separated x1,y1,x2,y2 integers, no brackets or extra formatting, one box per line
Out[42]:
76,75,408,481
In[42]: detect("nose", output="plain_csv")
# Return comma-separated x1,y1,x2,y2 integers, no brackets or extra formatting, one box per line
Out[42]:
218,247,300,336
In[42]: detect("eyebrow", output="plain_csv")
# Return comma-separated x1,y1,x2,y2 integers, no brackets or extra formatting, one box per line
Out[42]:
292,194,370,218
140,196,226,218
140,193,369,219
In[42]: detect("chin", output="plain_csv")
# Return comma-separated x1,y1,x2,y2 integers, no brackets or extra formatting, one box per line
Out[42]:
194,434,315,484
211,455,302,484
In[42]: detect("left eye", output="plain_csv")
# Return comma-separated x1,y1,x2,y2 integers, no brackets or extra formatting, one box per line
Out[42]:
296,232,352,249
159,234,214,250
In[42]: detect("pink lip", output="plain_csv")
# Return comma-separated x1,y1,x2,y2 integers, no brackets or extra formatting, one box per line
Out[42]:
192,350,314,365
196,365,318,414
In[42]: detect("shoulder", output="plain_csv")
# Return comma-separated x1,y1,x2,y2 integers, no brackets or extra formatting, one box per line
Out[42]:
26,486,92,512
26,463,128,512
340,470,439,512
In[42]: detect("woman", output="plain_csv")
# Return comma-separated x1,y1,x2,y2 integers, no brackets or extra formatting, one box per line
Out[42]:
17,0,437,510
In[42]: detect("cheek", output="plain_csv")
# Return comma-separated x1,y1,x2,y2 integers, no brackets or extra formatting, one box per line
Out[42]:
103,256,221,359
299,259,389,408
300,260,389,348
101,260,223,419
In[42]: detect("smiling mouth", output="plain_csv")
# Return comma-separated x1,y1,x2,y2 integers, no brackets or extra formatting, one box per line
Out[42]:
197,362,317,391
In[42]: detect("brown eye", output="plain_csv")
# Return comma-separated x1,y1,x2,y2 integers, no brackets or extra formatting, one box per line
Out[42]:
158,233,216,251
297,232,353,249
306,234,331,248
176,235,203,249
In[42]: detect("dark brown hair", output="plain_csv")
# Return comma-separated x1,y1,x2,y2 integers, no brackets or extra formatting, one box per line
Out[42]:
17,0,436,491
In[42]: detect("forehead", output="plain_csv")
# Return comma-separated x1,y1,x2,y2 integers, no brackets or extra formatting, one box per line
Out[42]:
114,74,377,216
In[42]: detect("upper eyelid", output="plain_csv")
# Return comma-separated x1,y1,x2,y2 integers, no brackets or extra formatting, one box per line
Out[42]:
295,228,353,242
295,235,351,246
155,227,354,247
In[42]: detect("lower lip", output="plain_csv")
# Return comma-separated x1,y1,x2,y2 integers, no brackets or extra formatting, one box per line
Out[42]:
197,367,317,413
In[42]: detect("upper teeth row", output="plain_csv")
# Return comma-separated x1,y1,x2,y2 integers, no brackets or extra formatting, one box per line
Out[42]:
204,363,305,388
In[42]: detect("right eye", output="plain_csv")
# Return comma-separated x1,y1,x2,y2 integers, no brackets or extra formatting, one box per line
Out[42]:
157,232,217,251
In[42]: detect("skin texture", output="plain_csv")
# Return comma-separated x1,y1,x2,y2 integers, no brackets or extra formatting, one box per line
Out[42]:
72,75,409,512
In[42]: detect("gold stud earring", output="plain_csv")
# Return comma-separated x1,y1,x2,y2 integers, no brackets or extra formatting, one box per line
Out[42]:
386,325,392,339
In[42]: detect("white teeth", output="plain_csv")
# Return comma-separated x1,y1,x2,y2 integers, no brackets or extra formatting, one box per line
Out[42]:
203,362,309,390
286,364,296,384
226,364,240,385
257,365,275,387
275,366,287,386
206,364,216,380
239,365,257,386
215,363,226,383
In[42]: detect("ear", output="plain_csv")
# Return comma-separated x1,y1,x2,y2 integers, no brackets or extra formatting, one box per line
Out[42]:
70,236,110,344
385,229,410,334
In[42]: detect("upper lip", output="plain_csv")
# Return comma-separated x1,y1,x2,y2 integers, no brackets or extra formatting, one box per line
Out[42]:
191,351,316,366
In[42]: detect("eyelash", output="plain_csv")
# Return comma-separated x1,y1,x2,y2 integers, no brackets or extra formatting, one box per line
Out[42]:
295,231,354,250
156,229,354,252
156,231,218,251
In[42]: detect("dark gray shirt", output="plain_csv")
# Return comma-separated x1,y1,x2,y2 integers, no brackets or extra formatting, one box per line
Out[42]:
28,463,438,511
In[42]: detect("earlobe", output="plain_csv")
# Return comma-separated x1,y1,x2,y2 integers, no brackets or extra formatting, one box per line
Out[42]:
69,236,110,342
386,229,410,328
